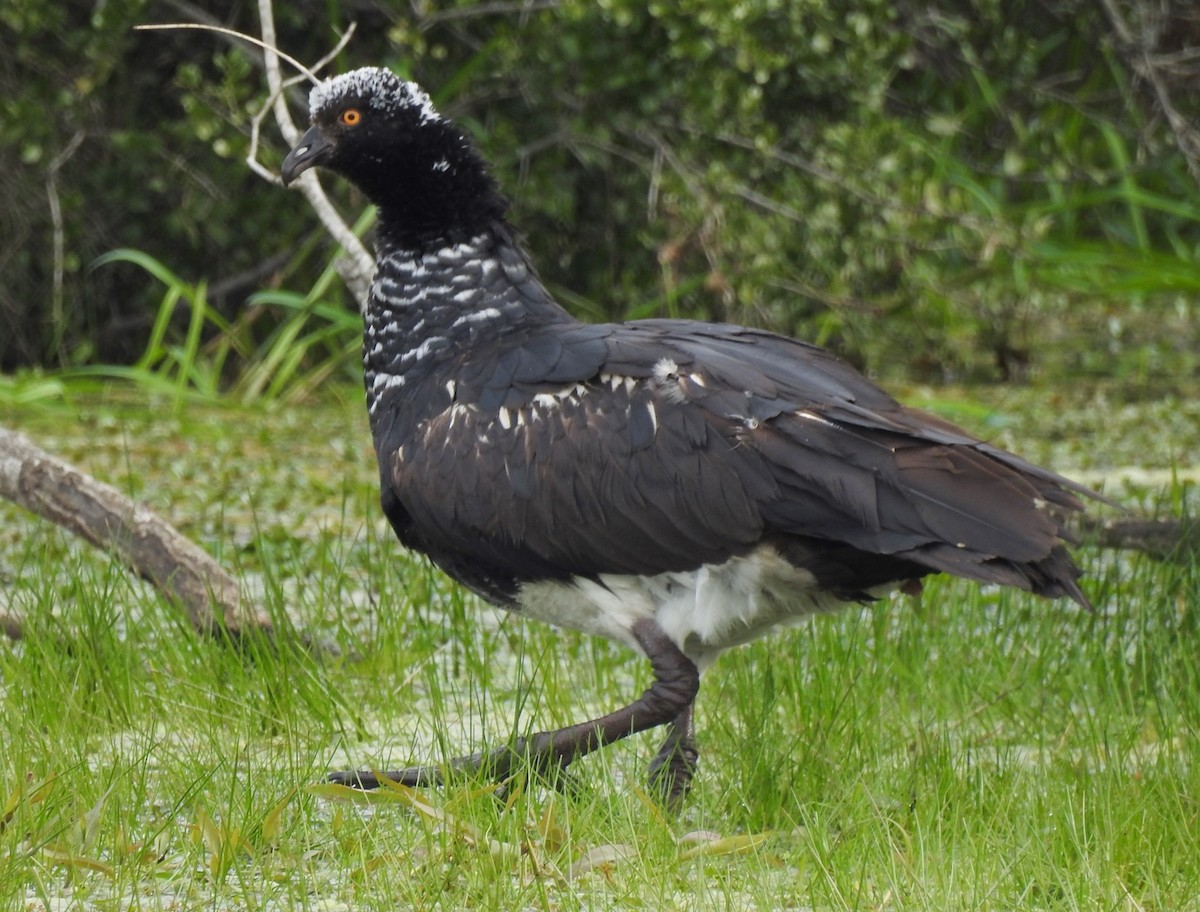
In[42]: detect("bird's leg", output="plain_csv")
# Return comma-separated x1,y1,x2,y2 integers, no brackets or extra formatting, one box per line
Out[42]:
329,619,700,800
646,704,698,811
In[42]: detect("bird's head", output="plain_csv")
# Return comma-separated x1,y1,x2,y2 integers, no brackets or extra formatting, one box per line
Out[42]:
280,67,443,187
281,67,505,245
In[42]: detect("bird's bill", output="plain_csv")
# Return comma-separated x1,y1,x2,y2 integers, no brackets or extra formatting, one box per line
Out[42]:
280,125,333,185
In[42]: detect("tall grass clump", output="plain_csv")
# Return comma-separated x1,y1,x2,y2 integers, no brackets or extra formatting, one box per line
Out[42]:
70,245,365,409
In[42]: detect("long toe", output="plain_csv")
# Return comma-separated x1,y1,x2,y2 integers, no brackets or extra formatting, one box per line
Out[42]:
328,737,579,793
328,765,443,789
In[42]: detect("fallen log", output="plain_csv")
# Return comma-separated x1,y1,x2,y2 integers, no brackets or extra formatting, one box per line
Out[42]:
0,425,269,641
1078,515,1198,563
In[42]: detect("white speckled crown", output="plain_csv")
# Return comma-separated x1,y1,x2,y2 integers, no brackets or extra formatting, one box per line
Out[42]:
308,67,441,124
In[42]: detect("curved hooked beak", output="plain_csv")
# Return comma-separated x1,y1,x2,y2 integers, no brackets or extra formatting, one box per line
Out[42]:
280,125,334,186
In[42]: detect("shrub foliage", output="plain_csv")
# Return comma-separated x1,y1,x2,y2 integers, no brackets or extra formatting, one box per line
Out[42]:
2,0,1198,386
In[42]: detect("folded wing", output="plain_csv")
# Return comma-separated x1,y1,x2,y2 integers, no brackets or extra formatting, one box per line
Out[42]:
384,319,1094,607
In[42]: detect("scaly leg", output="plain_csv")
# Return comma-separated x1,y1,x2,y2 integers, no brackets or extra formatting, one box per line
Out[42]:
647,704,698,811
329,619,700,801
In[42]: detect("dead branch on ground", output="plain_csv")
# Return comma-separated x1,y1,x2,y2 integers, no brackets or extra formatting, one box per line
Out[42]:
0,427,265,641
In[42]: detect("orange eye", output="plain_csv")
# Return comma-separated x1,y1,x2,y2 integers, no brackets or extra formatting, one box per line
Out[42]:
339,108,362,126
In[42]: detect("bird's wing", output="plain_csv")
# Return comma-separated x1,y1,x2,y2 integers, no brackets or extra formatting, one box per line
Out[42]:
385,319,1091,600
387,323,771,583
619,321,1094,600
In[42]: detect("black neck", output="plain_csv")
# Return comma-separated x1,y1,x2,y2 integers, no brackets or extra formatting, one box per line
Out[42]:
362,123,510,252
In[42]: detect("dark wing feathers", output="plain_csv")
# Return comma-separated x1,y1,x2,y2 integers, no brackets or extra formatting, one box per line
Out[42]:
387,318,1094,605
395,371,764,584
632,323,1092,589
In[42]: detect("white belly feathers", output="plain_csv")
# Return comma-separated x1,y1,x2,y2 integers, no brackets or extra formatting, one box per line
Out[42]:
516,544,876,670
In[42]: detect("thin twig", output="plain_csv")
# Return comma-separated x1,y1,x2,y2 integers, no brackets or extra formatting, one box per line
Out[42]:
135,16,383,301
608,124,731,303
245,71,310,184
134,23,317,82
244,20,357,177
418,0,563,28
160,0,266,65
45,130,86,361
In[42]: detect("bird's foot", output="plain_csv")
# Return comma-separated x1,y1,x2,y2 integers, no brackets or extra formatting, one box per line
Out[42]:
647,736,698,812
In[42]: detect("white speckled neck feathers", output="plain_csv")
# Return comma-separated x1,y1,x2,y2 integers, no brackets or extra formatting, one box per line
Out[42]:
363,228,575,420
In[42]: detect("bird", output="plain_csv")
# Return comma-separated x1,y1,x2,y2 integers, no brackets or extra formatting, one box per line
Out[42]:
280,66,1099,808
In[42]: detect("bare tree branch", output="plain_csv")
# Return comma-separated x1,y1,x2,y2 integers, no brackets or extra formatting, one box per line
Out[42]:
135,16,375,304
1099,0,1200,181
46,130,86,360
0,11,373,650
253,0,375,305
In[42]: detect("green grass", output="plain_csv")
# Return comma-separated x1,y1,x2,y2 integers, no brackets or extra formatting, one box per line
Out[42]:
72,248,364,410
0,386,1197,910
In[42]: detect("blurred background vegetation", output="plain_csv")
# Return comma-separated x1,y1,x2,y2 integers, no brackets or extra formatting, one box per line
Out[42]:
2,0,1199,393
